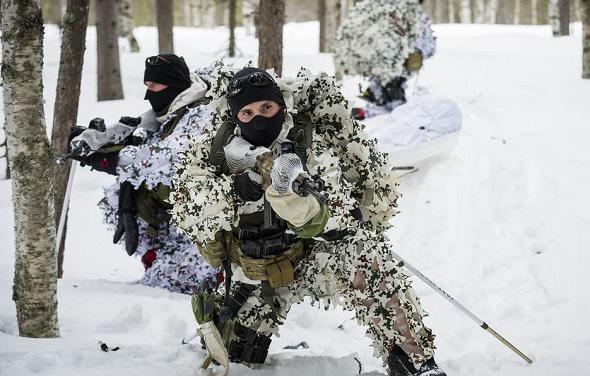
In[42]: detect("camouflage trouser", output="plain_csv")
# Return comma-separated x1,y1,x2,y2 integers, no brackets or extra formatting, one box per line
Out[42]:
230,229,436,366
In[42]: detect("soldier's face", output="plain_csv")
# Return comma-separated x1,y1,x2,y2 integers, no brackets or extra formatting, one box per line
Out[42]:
145,81,168,92
236,100,281,124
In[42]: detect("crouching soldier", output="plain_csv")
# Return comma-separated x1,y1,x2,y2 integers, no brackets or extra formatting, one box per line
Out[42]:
171,64,447,375
69,54,218,294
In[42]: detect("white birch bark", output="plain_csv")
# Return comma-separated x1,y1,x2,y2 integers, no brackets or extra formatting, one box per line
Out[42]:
514,0,521,24
531,0,538,24
475,0,486,22
485,0,498,23
1,0,60,338
461,0,473,22
117,0,140,52
549,0,561,34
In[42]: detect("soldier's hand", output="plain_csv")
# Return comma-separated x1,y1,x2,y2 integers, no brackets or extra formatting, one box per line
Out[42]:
233,170,264,202
118,116,142,127
269,153,306,194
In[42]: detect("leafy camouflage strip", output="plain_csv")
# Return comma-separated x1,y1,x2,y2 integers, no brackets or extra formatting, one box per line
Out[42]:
227,229,435,366
171,61,400,242
334,0,424,84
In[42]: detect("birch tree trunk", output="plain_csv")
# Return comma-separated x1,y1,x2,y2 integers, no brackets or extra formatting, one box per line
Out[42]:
531,0,538,24
449,0,456,22
258,0,285,76
485,0,498,23
52,0,90,279
582,0,590,78
549,0,560,34
475,0,486,22
96,0,124,101
156,0,175,53
1,0,60,338
461,0,473,22
229,0,237,57
514,0,522,23
118,0,140,52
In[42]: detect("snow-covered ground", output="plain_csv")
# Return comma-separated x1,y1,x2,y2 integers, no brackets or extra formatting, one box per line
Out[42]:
1,21,590,375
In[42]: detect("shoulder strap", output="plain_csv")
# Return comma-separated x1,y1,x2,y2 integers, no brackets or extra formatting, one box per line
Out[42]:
209,120,236,175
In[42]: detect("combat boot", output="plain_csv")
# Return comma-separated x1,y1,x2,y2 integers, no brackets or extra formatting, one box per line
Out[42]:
388,347,447,376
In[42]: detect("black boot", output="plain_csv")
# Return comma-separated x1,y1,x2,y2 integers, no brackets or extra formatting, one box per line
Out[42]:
388,347,447,376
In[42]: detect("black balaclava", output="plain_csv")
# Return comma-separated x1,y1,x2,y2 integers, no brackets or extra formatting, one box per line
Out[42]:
227,67,286,148
144,54,192,113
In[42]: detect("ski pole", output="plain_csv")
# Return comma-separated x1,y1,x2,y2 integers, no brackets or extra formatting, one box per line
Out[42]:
390,250,533,364
55,160,77,255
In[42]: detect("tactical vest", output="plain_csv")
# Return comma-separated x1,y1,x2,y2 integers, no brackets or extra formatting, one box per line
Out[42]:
199,112,315,289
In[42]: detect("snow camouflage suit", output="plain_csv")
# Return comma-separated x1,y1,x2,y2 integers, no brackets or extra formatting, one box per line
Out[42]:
334,0,425,85
99,73,218,294
171,62,436,365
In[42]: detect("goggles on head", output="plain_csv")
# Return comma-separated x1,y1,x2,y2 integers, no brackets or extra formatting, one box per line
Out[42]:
144,55,189,81
227,71,276,98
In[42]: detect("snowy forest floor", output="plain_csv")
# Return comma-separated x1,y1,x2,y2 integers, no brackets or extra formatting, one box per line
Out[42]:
1,22,590,376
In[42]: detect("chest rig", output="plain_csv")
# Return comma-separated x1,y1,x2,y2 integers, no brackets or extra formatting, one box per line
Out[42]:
203,112,314,287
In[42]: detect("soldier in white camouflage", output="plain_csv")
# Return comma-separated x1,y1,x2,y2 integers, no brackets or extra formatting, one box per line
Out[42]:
171,62,447,376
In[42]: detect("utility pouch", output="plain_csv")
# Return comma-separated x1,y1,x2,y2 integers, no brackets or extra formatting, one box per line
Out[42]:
237,240,306,288
198,232,227,268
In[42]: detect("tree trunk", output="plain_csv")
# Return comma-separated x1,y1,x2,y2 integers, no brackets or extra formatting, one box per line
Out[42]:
118,0,140,52
51,0,90,279
96,0,124,101
475,0,486,22
229,0,237,57
559,0,570,34
324,0,341,52
257,0,285,76
531,0,538,24
485,0,498,22
461,0,473,22
449,0,456,22
549,0,560,33
583,0,590,78
1,0,60,338
156,0,175,53
319,0,326,51
514,0,522,23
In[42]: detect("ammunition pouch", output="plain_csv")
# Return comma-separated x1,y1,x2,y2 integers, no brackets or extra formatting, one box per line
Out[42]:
228,322,271,364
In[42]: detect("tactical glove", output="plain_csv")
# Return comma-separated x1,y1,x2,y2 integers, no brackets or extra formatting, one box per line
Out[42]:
113,182,139,256
68,126,120,175
233,170,264,202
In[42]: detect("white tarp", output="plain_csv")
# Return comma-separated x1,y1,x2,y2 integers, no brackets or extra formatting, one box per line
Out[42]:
364,94,462,167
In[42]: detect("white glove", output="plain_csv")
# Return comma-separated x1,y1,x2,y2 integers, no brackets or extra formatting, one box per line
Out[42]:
224,136,271,174
197,321,229,376
269,153,306,194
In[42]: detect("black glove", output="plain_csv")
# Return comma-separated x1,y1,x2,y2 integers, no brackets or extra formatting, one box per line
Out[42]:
113,182,139,256
233,172,264,202
119,116,141,127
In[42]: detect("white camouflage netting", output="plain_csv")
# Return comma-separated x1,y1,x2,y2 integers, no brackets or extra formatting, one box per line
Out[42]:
99,103,218,294
334,0,424,83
